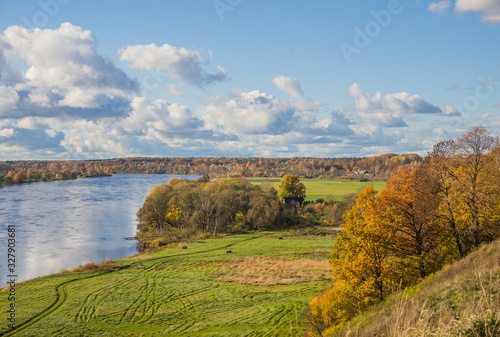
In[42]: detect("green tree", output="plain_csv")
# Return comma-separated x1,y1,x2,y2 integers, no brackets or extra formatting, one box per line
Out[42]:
278,174,306,201
137,184,173,234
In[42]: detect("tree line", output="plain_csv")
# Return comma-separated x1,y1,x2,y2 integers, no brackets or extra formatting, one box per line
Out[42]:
306,127,500,336
0,153,422,187
0,165,110,186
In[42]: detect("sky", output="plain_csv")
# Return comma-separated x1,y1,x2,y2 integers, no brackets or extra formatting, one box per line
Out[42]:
0,0,499,160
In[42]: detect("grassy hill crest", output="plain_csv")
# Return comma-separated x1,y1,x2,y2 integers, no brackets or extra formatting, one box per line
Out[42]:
333,239,500,337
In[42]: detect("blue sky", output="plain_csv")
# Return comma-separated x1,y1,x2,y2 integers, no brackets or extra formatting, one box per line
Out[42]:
0,0,499,159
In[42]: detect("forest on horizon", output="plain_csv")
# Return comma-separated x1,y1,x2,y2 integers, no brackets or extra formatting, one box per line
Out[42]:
0,153,422,186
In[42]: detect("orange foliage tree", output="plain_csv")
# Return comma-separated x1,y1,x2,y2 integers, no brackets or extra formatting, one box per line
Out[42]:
307,186,401,335
379,167,443,279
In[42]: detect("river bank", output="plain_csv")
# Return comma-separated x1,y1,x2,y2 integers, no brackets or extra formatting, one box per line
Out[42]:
0,228,336,336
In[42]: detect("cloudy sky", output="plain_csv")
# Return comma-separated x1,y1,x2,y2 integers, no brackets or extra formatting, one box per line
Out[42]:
0,0,499,159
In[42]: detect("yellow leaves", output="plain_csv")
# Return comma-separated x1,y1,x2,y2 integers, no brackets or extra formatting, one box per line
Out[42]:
278,174,306,201
166,204,181,227
307,282,359,336
234,212,245,228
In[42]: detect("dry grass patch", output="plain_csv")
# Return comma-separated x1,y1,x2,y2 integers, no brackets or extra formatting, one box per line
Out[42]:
219,256,331,286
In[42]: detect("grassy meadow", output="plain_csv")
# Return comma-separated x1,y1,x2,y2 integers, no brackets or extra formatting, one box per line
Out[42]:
0,229,336,336
246,178,386,201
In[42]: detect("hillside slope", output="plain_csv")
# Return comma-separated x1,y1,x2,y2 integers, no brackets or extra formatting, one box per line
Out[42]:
335,240,500,337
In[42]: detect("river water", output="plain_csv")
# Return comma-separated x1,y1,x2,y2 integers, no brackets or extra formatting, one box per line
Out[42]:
0,174,198,286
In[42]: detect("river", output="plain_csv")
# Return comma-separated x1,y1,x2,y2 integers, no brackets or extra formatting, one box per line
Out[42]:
0,174,198,286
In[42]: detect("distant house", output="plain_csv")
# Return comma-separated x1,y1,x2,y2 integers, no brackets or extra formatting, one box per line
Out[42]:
282,196,305,207
354,170,369,175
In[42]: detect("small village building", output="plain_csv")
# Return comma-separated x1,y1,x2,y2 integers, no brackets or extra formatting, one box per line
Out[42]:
282,196,305,207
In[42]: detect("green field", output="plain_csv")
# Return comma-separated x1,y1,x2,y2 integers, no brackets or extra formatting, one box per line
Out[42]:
246,178,386,201
0,230,335,336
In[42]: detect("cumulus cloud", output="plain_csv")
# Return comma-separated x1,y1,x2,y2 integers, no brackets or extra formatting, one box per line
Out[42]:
196,84,355,150
347,83,459,127
166,84,184,96
119,43,227,88
439,105,460,116
455,0,500,24
272,75,304,101
0,128,15,138
197,90,294,135
58,96,228,157
119,97,207,138
16,117,50,130
0,85,20,116
0,23,139,120
272,75,322,111
308,111,354,137
429,1,451,15
0,127,64,150
349,83,447,115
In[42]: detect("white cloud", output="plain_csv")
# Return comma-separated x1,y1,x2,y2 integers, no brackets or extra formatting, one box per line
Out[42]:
119,43,227,88
197,89,294,135
272,75,322,111
429,1,451,15
348,83,447,115
455,0,500,24
120,97,205,137
347,83,459,127
272,75,304,101
0,128,15,138
0,23,139,119
439,105,460,116
166,84,184,96
16,117,49,129
197,84,355,151
0,85,19,116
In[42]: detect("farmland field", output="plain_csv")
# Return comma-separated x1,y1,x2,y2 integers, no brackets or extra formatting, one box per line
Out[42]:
246,178,386,201
0,230,335,336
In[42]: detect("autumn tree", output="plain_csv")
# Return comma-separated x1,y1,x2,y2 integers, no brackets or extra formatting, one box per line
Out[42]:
278,174,306,201
13,171,25,183
308,186,399,335
453,127,500,247
380,167,442,279
428,127,500,256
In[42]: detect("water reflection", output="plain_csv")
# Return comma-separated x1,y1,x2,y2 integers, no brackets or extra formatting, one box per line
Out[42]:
0,174,197,285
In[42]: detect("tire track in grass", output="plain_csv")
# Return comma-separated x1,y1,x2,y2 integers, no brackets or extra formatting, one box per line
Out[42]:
118,276,151,323
136,275,158,323
2,234,268,336
1,270,123,337
76,276,137,322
